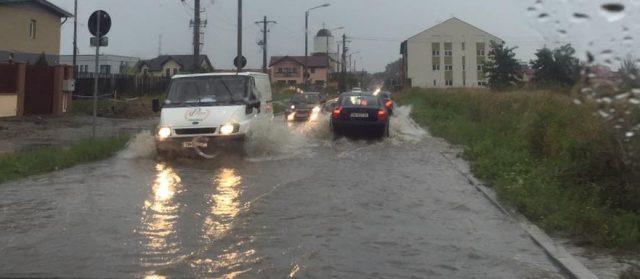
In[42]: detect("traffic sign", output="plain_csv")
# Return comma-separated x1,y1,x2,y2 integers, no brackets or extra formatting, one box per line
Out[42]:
90,36,109,47
234,56,247,69
88,10,111,37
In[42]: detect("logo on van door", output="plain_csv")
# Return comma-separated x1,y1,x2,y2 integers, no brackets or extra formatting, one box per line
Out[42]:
184,108,210,122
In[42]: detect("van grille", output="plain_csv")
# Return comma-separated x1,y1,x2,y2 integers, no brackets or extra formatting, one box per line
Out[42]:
174,128,216,135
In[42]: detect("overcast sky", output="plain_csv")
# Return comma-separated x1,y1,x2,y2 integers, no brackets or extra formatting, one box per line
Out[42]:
50,0,637,72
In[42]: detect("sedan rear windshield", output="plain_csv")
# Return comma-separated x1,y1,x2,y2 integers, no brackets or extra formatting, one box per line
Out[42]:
291,94,320,104
340,95,380,107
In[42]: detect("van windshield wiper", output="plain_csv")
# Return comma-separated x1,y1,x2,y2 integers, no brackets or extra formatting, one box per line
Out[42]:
220,80,239,104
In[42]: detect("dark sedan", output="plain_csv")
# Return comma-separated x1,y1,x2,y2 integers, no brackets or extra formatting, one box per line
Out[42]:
285,93,323,122
330,93,390,138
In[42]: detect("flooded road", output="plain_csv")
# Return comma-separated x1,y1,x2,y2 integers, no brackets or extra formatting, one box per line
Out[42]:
0,108,566,278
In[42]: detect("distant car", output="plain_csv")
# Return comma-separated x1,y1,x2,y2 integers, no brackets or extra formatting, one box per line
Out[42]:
285,92,323,122
330,92,390,138
351,87,363,92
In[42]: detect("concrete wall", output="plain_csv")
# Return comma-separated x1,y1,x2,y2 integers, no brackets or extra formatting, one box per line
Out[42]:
0,95,18,117
0,3,62,55
406,18,502,88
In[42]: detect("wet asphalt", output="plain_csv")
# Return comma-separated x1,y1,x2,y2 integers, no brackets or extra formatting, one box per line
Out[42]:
0,110,567,278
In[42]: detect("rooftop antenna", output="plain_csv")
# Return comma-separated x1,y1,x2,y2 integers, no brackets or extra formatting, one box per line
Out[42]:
158,34,162,55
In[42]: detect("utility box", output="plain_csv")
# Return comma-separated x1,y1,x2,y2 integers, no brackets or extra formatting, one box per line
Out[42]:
63,79,76,92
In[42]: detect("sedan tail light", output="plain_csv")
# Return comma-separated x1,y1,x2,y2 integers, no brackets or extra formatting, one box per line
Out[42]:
332,107,343,119
377,109,387,121
385,100,393,109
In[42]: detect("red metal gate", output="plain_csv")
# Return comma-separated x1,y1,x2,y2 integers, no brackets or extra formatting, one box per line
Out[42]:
24,65,55,115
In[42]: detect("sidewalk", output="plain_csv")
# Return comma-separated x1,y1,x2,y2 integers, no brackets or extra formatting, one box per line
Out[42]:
0,115,157,155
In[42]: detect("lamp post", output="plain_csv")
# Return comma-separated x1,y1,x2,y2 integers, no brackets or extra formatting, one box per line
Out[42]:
305,3,330,89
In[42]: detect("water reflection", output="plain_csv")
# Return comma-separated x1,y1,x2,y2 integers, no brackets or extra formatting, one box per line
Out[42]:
139,163,183,267
191,168,258,277
203,168,242,240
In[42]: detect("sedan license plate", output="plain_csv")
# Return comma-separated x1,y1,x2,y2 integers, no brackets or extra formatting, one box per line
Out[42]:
183,141,208,148
350,113,369,118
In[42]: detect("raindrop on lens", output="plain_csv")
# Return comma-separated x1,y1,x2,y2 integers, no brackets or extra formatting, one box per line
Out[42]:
572,12,591,23
600,3,626,22
537,13,550,22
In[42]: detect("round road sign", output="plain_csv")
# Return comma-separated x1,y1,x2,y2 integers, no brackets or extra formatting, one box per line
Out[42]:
234,56,247,69
88,10,112,37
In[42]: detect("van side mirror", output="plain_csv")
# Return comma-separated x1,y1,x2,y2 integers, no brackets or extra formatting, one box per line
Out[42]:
152,99,161,113
245,101,261,115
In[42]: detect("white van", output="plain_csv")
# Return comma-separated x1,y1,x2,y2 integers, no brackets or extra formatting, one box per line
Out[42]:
154,72,273,155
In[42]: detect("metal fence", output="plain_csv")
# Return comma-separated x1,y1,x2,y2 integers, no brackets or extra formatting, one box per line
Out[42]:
74,73,171,98
0,64,18,93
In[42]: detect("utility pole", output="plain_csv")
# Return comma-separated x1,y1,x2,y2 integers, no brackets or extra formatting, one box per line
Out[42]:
256,16,276,73
92,10,101,137
341,34,347,92
193,0,200,72
237,0,242,73
188,0,207,72
72,0,77,79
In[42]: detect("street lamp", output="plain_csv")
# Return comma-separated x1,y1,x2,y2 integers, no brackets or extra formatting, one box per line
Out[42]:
305,3,330,89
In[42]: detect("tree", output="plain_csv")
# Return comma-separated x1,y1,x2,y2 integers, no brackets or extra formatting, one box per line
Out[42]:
484,41,522,90
619,55,640,90
530,44,580,87
372,58,402,90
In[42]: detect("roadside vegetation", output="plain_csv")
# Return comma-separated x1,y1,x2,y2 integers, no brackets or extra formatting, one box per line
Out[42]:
396,88,640,249
0,136,130,185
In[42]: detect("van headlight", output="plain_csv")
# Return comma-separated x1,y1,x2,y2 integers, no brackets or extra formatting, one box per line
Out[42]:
290,105,296,109
312,106,321,113
220,124,239,135
157,127,171,139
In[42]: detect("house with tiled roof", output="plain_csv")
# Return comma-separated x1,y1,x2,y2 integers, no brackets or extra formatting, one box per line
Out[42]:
269,55,330,86
135,55,213,77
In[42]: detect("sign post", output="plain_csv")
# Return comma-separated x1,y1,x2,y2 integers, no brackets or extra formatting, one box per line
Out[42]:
88,10,111,137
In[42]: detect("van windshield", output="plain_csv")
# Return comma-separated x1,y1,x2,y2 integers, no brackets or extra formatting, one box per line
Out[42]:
165,76,250,107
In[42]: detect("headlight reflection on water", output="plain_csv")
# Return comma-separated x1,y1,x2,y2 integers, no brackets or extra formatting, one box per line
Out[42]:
139,163,183,268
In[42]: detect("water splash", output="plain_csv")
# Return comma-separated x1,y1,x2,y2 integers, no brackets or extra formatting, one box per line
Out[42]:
389,106,428,144
118,132,156,159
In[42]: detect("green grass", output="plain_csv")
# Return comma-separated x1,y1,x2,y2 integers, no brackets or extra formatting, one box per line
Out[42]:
0,136,130,184
396,88,640,249
71,95,163,118
272,102,287,115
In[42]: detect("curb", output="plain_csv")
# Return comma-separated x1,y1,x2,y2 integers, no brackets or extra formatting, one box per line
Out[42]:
442,151,599,279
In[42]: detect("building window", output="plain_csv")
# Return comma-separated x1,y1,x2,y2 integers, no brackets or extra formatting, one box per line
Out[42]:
100,65,111,74
310,68,315,74
143,68,148,75
444,50,452,56
173,68,178,75
432,50,440,56
477,49,485,56
277,68,283,73
462,43,465,51
463,80,466,86
165,68,171,76
444,64,453,71
432,64,440,71
477,65,484,71
445,80,453,86
433,80,436,86
29,20,37,39
462,64,466,71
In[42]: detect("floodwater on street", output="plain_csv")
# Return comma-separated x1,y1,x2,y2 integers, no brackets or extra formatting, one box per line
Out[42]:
0,108,566,278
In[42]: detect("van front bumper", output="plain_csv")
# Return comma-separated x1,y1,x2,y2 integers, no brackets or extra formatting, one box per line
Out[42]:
155,135,246,152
